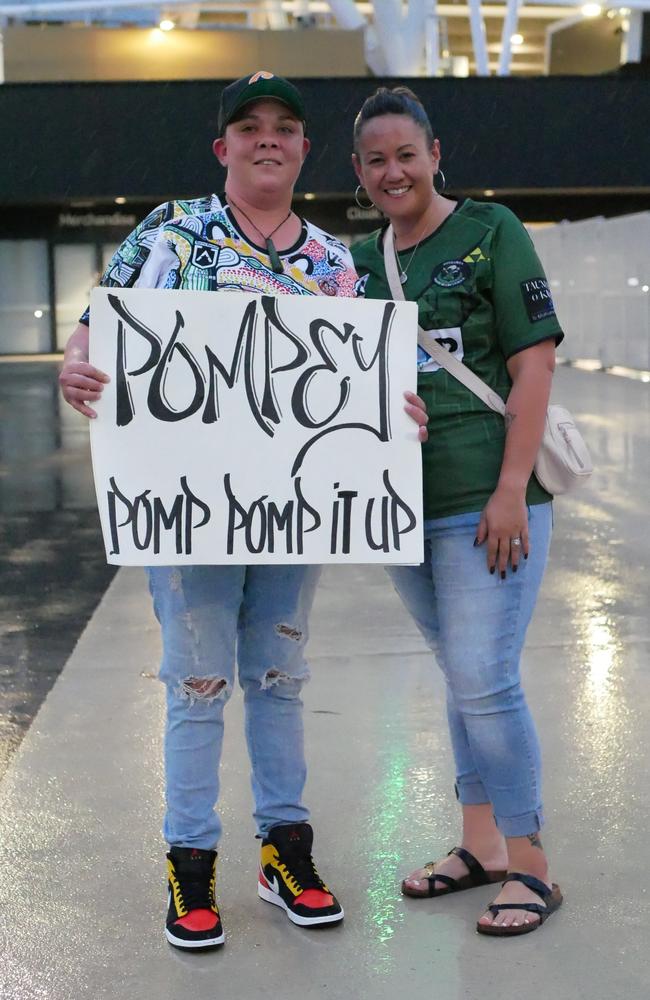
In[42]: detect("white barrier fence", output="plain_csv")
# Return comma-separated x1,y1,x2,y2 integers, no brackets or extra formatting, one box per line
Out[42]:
529,212,650,371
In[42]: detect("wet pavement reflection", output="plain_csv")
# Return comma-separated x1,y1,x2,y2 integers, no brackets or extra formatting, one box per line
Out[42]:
532,368,650,860
0,361,116,779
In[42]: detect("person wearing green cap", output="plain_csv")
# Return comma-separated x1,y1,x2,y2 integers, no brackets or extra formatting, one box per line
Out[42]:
60,71,428,952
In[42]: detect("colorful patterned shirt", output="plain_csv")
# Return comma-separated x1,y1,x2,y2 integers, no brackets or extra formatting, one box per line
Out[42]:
80,194,357,324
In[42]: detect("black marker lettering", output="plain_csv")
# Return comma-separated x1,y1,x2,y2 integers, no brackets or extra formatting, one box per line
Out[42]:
107,476,210,556
147,311,206,421
365,496,390,552
294,477,321,556
384,469,417,550
330,486,358,554
153,495,183,555
109,295,162,426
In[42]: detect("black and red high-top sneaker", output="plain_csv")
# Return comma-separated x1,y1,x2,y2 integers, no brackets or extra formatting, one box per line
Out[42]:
258,823,343,927
166,847,225,949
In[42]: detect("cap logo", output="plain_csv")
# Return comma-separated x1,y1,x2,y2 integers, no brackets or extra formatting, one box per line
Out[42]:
248,71,275,84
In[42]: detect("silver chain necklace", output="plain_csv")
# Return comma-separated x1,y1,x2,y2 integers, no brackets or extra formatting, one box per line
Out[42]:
396,199,441,283
396,227,427,284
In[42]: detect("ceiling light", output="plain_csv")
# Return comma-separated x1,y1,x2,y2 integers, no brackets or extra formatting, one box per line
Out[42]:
483,189,495,197
642,285,649,293
627,277,639,287
159,18,175,30
304,193,316,201
34,310,43,319
619,7,631,14
581,3,602,16
115,197,126,205
511,33,524,45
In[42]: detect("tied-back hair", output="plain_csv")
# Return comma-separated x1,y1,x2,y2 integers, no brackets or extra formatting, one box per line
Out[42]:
353,87,435,153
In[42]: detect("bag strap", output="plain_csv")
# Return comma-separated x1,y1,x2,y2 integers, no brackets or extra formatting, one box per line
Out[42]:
382,225,506,417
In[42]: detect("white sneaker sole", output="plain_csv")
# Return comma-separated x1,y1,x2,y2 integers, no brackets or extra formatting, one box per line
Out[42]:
165,926,225,949
258,882,344,926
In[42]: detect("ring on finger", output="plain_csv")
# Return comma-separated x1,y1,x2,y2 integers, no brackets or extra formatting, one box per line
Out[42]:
511,537,522,547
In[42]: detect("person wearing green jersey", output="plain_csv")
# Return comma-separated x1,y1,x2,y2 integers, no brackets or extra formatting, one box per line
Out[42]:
351,86,564,938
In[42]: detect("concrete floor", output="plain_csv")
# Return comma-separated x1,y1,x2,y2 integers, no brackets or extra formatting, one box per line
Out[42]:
0,361,115,780
0,364,648,1000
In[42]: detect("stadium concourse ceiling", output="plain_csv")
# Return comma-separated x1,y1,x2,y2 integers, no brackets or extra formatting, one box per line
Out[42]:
0,0,648,77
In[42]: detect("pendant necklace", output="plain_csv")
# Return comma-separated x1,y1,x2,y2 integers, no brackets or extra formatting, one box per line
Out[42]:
396,204,439,283
396,228,426,284
227,197,292,274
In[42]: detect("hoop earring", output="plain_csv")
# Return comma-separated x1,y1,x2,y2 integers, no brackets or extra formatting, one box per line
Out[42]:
354,185,375,210
434,168,446,194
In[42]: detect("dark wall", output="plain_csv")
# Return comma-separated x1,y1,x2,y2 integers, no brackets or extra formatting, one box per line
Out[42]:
2,76,650,204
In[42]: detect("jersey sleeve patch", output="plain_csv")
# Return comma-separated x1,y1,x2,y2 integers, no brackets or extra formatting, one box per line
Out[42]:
520,277,556,323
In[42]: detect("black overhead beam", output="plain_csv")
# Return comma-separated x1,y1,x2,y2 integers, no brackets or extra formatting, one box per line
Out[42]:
2,76,650,204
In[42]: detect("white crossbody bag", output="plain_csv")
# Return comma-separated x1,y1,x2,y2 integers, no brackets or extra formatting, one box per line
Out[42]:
382,225,593,496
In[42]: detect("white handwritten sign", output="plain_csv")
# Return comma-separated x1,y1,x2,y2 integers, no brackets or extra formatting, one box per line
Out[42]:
89,288,422,565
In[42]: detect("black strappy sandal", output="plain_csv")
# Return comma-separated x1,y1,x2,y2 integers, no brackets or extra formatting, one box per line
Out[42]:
401,846,508,899
476,872,563,936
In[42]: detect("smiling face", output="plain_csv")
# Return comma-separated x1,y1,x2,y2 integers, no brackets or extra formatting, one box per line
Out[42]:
213,98,310,204
353,113,440,226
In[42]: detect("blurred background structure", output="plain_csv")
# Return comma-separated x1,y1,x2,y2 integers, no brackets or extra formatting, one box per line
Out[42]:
1,0,650,77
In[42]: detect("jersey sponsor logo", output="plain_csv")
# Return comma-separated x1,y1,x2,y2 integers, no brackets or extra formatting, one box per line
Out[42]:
520,277,556,323
418,327,464,373
463,247,488,264
191,243,220,269
432,260,471,288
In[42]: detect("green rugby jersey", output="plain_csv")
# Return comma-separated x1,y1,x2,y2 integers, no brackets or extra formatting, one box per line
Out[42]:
352,198,564,520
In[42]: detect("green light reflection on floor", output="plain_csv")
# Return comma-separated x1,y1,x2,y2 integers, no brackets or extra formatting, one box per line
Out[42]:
363,726,411,963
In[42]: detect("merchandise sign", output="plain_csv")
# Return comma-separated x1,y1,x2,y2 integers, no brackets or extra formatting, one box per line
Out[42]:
89,288,423,565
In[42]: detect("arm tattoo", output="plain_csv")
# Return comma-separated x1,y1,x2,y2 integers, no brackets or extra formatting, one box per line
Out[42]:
527,833,543,850
505,410,517,433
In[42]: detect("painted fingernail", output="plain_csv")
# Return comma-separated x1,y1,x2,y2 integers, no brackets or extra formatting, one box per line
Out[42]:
489,566,495,575
512,566,518,573
473,537,479,547
500,571,506,580
524,553,528,560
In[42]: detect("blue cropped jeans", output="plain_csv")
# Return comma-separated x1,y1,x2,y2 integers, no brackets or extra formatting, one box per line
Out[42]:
147,564,321,850
386,502,552,838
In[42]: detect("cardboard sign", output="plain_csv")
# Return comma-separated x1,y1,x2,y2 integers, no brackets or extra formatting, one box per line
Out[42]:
89,288,423,565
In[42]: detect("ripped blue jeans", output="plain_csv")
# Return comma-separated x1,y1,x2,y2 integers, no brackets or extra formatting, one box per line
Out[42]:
147,565,321,849
386,502,552,838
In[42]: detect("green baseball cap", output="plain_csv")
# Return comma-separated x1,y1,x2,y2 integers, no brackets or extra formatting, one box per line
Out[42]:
218,71,307,134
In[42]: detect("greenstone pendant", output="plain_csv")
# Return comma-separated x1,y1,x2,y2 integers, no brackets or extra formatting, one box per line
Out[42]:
266,238,284,274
